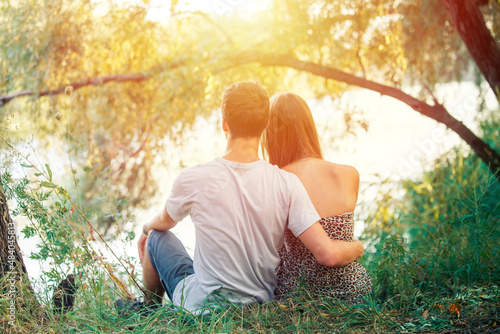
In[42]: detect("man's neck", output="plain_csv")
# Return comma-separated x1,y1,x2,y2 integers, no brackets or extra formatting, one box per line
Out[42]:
222,136,261,163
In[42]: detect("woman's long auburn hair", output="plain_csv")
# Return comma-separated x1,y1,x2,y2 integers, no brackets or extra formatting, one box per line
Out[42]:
262,92,323,168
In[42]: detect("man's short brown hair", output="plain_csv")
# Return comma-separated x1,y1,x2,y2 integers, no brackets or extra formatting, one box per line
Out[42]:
221,81,270,138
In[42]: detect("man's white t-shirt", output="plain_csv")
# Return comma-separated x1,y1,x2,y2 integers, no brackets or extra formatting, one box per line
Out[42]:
166,157,320,313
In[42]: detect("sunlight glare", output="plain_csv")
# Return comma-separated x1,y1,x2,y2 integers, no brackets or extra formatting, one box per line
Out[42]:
91,0,271,24
145,0,271,22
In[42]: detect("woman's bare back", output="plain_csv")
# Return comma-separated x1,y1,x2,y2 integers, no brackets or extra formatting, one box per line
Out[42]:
276,158,371,303
282,158,359,217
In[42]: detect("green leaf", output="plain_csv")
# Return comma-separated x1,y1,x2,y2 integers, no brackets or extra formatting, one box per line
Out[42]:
34,172,42,177
83,166,92,172
40,181,56,188
45,163,53,182
20,163,34,168
126,231,136,242
57,187,70,199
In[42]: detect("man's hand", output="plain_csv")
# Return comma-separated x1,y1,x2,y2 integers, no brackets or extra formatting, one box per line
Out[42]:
298,222,364,267
138,233,148,264
351,238,364,258
138,205,177,264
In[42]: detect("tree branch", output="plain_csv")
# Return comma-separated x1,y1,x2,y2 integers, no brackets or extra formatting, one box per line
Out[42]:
0,59,185,107
0,74,149,107
2,52,498,178
228,52,451,123
226,52,500,178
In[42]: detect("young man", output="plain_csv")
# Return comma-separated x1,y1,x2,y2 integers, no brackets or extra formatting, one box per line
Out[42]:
138,81,364,314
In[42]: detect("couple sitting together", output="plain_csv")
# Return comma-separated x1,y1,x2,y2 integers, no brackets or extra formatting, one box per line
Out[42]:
138,81,371,315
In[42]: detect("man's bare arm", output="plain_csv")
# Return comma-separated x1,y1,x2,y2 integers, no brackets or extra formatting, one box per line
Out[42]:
143,205,177,234
297,222,364,267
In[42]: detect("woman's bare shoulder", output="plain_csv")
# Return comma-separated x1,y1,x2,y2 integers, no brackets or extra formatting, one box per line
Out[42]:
325,162,360,204
283,159,359,183
323,161,358,176
322,161,359,186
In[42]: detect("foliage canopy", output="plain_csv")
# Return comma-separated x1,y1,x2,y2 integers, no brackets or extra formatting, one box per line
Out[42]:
1,0,499,213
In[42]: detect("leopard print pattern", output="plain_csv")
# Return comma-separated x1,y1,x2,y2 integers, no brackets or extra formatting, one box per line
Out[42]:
275,212,371,304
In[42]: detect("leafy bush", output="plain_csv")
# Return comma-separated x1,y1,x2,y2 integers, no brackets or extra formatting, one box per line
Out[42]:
362,112,500,314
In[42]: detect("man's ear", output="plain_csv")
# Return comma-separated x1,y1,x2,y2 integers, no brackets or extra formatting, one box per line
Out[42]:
222,118,229,132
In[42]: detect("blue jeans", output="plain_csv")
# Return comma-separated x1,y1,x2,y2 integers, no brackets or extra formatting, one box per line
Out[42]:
147,230,195,301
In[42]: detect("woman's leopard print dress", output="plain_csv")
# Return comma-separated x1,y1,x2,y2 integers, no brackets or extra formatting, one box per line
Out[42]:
275,211,371,304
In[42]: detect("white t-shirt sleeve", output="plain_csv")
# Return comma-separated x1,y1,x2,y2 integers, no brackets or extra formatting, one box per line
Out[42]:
287,176,321,237
166,170,193,222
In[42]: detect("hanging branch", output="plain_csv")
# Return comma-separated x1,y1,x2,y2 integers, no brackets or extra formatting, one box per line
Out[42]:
0,74,148,107
0,59,186,107
227,52,500,180
2,52,498,179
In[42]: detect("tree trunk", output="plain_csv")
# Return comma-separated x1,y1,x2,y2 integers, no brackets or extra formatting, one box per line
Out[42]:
439,0,500,98
0,174,39,327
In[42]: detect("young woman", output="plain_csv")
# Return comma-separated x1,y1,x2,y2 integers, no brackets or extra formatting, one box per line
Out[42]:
263,92,371,304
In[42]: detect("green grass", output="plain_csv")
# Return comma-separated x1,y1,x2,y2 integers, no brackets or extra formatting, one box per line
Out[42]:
2,282,498,333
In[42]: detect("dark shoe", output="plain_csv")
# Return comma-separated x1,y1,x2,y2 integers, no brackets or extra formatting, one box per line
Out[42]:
115,298,160,316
